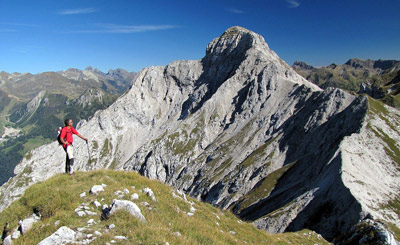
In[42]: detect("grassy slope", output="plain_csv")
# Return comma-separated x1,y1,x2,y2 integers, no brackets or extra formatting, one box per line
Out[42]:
0,170,329,245
0,89,12,133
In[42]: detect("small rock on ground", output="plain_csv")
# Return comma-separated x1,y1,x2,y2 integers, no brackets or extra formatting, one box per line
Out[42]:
37,226,76,245
110,200,146,223
93,200,101,208
114,235,127,240
143,187,156,201
131,193,139,200
90,185,105,195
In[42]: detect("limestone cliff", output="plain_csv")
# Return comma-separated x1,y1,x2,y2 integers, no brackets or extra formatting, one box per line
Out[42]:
1,26,399,241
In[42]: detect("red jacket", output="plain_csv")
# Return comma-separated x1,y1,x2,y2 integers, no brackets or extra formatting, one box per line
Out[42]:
60,126,78,148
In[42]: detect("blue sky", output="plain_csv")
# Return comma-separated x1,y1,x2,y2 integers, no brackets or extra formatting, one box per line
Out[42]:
1,0,399,74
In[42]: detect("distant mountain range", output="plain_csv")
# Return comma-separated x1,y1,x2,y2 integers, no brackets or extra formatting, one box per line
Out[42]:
0,67,138,185
292,58,400,108
0,67,137,100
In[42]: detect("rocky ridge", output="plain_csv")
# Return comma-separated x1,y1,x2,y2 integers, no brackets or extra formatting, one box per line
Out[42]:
0,67,137,101
59,67,138,93
0,26,399,241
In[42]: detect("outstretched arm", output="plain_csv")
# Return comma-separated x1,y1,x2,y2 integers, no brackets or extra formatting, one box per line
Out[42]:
77,133,88,142
71,127,88,142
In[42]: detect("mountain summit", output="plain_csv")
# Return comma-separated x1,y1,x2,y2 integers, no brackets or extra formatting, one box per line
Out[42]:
1,27,399,242
205,26,268,60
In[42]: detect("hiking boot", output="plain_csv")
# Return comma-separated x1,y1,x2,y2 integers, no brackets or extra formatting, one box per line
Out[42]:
68,159,74,175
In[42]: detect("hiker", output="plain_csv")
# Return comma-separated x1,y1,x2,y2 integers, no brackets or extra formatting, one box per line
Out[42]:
59,119,88,175
1,222,9,242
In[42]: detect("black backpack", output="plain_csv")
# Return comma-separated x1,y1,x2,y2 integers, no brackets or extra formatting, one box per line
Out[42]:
57,127,65,145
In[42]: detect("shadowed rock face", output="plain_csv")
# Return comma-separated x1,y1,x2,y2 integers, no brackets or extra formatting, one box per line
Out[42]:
235,93,368,239
1,26,399,242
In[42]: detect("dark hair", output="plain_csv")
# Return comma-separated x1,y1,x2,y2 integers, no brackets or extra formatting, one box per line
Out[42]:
64,118,72,126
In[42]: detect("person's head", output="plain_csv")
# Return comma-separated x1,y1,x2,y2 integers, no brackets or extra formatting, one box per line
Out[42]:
64,118,73,126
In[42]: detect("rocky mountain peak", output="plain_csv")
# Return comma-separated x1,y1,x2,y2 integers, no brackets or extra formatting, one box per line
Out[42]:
345,58,375,69
84,66,95,71
106,68,129,78
84,66,104,75
292,61,314,70
204,26,270,64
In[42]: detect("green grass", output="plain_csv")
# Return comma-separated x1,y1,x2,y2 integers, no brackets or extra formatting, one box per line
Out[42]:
386,222,400,241
369,126,400,169
0,96,22,135
368,97,399,133
164,131,188,155
234,162,295,213
211,158,233,182
100,138,113,159
87,157,98,167
368,97,389,115
168,114,206,156
380,197,400,222
91,140,99,151
0,170,329,245
24,151,32,160
367,97,400,168
240,139,275,169
200,118,267,185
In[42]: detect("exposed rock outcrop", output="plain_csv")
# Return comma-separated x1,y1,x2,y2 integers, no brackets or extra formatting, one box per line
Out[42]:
358,81,385,99
109,199,146,223
72,89,104,108
0,26,399,242
336,219,399,245
38,226,76,245
11,90,46,123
